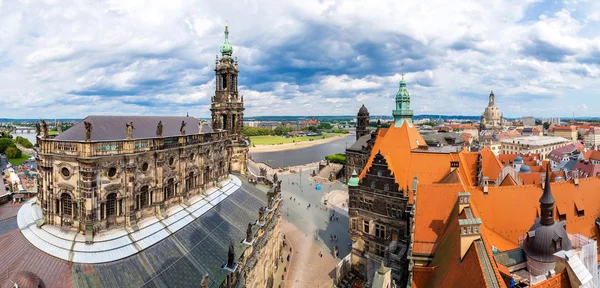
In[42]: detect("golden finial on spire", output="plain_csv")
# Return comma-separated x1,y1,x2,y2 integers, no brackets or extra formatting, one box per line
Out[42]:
225,20,228,29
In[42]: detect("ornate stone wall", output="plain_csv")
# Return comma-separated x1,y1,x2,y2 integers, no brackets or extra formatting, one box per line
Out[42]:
239,198,282,288
36,132,231,234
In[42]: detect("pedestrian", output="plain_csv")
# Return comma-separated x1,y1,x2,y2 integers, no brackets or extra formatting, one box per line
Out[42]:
284,267,287,272
290,247,292,252
330,235,333,241
287,254,290,262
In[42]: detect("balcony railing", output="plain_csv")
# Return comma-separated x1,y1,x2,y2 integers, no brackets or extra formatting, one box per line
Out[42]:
39,131,228,157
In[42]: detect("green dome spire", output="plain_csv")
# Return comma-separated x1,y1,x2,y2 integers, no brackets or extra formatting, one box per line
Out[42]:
392,73,414,127
348,169,360,187
220,25,233,58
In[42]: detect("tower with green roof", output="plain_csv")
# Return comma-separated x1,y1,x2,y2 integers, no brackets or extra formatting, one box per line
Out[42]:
211,25,248,174
392,75,414,127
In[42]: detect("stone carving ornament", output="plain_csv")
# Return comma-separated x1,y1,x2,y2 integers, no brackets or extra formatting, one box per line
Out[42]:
180,121,186,136
227,244,235,268
156,121,163,137
200,274,209,288
41,120,48,138
84,121,92,142
35,121,41,136
126,121,135,140
258,207,264,222
246,223,253,242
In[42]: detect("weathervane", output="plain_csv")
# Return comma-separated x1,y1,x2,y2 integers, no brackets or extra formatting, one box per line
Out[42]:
401,62,404,79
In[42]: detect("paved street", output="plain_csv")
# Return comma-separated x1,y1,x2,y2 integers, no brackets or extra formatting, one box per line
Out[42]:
278,170,351,260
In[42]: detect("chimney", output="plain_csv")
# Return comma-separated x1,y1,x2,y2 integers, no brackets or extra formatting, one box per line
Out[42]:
482,176,489,195
459,218,482,259
412,176,419,201
458,192,470,214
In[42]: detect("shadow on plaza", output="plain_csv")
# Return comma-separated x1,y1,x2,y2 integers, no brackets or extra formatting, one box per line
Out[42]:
316,205,351,260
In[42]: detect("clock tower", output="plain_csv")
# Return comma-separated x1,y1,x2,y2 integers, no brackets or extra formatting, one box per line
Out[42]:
211,25,248,174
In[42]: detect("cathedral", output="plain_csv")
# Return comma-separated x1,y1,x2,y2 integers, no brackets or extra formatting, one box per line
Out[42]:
480,90,505,130
34,26,249,236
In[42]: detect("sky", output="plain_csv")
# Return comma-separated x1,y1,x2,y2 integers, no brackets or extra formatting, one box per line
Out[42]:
0,0,599,119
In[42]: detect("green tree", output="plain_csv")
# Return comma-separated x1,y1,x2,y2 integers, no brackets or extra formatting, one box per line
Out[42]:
15,136,33,148
5,146,22,159
0,131,13,139
272,126,292,136
307,126,317,133
0,138,16,153
325,153,346,164
543,122,550,130
318,122,332,130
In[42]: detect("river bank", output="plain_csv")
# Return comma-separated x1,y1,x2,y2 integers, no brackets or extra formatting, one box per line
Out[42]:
249,134,349,153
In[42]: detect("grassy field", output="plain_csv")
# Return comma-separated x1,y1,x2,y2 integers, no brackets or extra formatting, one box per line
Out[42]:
8,154,31,166
249,133,341,145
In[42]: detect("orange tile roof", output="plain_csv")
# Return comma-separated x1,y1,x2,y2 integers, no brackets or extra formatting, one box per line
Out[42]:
359,122,458,190
534,270,570,288
553,125,576,131
499,174,517,186
584,149,600,161
413,184,464,256
420,207,506,288
480,147,503,181
469,178,600,252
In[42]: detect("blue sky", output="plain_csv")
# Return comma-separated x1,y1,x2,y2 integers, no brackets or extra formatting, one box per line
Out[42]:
0,0,599,118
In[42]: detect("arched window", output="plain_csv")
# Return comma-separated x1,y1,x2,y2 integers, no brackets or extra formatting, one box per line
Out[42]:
140,186,149,208
61,193,72,217
106,193,117,216
164,179,175,200
186,172,195,191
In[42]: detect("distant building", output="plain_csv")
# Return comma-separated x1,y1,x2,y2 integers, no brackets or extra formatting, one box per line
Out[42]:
548,143,584,169
549,125,578,141
356,104,370,141
500,136,572,160
541,117,561,125
583,127,600,148
521,127,542,137
479,91,504,130
521,116,535,126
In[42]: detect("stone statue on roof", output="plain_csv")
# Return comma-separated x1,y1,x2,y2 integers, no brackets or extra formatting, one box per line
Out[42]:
258,207,264,222
200,274,209,288
267,195,273,209
126,121,135,140
246,223,253,243
180,121,186,136
41,120,48,138
227,244,235,268
273,173,278,184
57,121,62,134
84,121,92,142
156,121,163,137
35,121,41,137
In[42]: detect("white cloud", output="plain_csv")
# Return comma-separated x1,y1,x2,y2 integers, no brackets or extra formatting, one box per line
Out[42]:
0,0,600,118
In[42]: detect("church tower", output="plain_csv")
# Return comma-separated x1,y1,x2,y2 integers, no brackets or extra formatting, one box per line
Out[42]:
392,75,414,127
211,25,248,174
211,25,244,141
356,103,370,141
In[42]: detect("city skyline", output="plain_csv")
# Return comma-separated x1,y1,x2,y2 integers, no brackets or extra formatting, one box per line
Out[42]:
1,1,599,118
